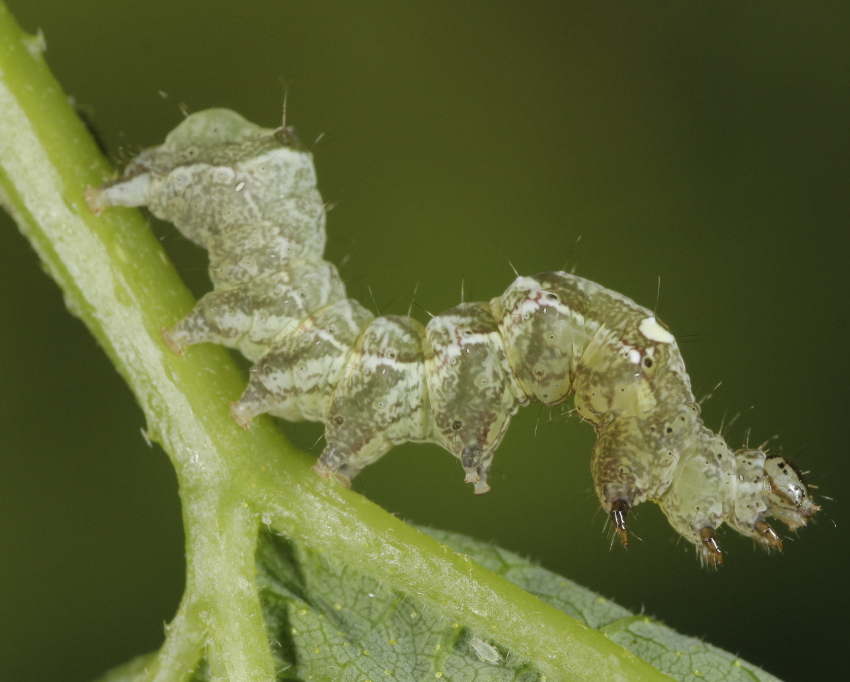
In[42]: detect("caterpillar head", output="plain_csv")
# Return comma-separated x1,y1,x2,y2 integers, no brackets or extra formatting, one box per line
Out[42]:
728,450,820,554
762,455,820,531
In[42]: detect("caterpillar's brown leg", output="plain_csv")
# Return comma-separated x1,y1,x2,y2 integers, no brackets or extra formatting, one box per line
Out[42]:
699,526,724,567
610,499,630,548
755,520,784,550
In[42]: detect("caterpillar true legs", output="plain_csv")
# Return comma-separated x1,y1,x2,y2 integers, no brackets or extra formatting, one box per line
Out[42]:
86,109,819,565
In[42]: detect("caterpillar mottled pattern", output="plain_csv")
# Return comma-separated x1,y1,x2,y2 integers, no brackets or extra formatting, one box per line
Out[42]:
87,109,819,565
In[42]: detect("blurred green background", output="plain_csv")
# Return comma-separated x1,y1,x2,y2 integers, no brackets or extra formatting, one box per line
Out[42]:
1,2,847,681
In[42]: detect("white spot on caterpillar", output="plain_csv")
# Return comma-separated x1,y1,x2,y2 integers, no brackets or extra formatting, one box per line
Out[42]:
639,316,674,344
235,181,245,192
627,348,641,364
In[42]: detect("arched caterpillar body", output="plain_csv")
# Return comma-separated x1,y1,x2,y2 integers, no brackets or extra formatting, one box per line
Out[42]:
87,109,819,565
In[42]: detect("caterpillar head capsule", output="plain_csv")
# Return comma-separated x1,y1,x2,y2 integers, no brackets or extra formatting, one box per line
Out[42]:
762,455,820,530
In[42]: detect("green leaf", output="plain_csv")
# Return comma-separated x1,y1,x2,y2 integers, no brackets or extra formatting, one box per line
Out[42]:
257,529,552,682
121,527,775,682
600,619,777,682
427,529,781,682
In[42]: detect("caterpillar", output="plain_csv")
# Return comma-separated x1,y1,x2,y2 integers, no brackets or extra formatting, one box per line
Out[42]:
86,108,819,565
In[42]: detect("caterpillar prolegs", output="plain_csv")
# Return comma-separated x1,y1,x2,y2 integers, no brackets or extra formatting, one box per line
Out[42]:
87,109,819,565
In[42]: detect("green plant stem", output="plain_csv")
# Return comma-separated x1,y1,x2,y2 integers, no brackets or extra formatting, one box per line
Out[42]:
0,4,671,681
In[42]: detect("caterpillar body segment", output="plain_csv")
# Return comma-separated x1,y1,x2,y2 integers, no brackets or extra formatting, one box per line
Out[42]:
322,315,432,483
164,258,347,362
87,109,819,563
425,301,527,493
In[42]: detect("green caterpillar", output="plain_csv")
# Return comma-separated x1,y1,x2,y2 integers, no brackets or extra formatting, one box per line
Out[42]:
87,109,818,565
